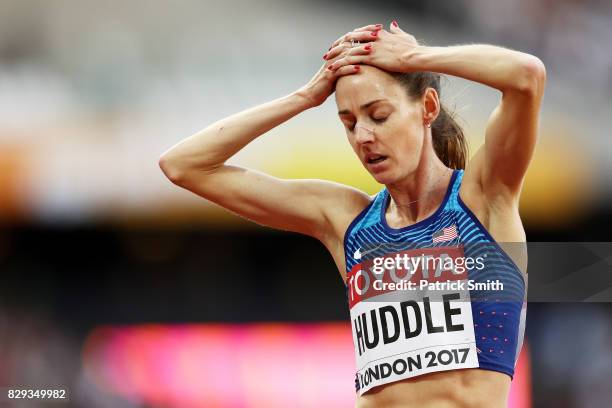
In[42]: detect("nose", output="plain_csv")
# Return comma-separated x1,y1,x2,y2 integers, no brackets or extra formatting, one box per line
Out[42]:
354,123,375,143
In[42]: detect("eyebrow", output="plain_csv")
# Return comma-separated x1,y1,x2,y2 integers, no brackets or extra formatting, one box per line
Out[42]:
338,99,388,115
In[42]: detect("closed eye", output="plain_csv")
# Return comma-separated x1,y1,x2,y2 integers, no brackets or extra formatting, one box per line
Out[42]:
344,116,387,132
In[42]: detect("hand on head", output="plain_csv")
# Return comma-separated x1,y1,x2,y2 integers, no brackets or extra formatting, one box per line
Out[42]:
325,21,421,75
296,25,381,108
297,21,420,108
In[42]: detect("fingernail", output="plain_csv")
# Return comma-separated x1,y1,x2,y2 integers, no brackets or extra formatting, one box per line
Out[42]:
354,65,360,70
328,65,334,70
323,53,328,60
365,44,372,51
392,20,398,27
371,31,378,37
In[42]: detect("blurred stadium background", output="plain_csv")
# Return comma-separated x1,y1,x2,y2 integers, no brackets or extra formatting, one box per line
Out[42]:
1,0,612,406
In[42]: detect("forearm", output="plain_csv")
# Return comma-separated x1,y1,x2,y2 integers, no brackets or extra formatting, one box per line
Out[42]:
405,44,545,93
160,91,313,177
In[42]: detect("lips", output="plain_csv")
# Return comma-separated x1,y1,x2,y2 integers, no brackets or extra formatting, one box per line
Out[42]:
365,153,388,164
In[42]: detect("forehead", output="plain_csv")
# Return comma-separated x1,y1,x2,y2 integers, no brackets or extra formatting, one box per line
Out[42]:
335,66,406,110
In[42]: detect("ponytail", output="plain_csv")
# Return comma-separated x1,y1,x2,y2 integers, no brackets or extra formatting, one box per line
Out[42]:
391,72,468,169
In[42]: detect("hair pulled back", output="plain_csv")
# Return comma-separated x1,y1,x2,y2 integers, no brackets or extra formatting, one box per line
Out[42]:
391,72,468,169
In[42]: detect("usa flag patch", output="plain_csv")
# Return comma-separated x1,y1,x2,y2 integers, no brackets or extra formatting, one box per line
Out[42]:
432,224,458,243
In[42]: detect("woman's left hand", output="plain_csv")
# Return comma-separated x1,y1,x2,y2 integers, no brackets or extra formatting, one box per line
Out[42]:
325,21,421,74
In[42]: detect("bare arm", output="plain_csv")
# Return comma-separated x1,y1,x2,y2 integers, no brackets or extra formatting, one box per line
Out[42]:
159,91,366,239
328,25,546,204
158,28,382,240
160,91,311,179
406,44,546,203
406,44,545,94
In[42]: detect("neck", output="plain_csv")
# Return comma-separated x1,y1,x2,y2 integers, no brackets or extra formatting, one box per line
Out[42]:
386,158,452,225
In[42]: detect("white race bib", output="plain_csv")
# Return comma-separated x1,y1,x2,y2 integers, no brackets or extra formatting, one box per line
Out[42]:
347,245,479,395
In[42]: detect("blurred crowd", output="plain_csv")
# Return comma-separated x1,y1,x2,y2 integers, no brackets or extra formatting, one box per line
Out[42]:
0,0,611,224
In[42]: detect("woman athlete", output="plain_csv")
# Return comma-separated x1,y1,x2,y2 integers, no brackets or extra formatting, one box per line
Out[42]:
160,21,545,408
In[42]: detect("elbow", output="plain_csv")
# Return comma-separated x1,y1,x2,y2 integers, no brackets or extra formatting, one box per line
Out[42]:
159,151,222,185
159,152,187,185
514,56,547,95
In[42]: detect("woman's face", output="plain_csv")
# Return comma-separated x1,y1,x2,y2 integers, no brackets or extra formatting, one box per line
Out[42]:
335,65,425,185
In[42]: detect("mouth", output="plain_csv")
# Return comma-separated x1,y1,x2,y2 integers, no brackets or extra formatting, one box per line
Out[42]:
365,154,388,165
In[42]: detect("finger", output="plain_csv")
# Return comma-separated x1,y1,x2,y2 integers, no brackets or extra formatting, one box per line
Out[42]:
324,41,350,61
325,41,357,61
351,23,383,32
327,54,368,72
389,20,403,32
325,32,378,60
332,43,373,62
332,64,362,78
330,32,350,50
342,29,379,46
345,29,381,44
350,42,374,56
329,27,380,49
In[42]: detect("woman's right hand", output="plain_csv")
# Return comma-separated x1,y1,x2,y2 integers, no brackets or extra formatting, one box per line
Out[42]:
297,24,383,108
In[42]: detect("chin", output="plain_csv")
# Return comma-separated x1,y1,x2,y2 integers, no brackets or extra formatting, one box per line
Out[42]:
368,170,396,185
363,159,406,185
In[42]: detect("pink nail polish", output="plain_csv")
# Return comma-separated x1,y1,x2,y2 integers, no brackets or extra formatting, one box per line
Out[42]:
323,53,328,60
354,65,360,71
371,31,378,37
365,44,372,51
392,20,398,27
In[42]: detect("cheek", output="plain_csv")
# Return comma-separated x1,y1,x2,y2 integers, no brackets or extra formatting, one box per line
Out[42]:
386,132,419,160
346,133,359,153
393,120,420,145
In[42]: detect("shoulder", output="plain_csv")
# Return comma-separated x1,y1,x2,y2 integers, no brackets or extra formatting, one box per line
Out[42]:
321,183,375,243
314,183,376,278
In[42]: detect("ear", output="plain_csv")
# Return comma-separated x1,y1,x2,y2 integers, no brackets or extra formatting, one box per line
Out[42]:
422,87,440,123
